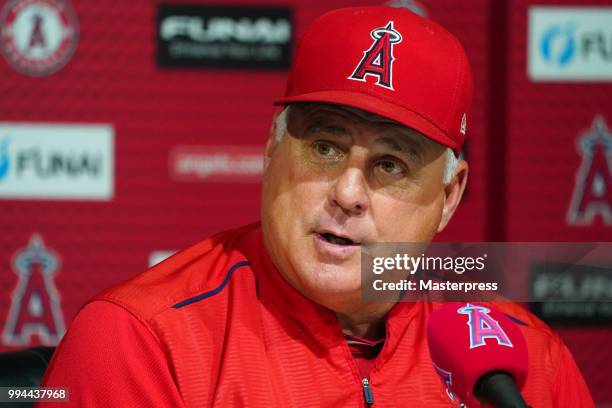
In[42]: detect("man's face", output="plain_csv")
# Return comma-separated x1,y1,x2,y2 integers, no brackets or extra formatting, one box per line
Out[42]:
261,103,465,313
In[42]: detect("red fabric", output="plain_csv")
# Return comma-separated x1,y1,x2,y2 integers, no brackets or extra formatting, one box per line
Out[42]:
37,301,183,407
38,223,594,407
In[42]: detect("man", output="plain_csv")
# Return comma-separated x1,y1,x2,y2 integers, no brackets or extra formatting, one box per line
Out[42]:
40,6,593,407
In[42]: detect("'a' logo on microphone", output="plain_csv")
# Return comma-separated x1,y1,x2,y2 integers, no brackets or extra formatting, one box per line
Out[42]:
457,304,513,349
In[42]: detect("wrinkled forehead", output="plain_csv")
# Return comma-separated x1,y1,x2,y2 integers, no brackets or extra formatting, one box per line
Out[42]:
287,102,441,149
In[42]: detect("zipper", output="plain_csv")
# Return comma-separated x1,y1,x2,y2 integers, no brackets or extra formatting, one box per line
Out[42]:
361,378,374,406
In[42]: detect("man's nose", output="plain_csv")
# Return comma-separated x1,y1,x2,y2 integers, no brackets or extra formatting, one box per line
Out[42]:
329,166,370,216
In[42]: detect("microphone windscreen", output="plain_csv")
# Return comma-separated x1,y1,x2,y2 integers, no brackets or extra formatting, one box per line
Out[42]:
427,303,528,407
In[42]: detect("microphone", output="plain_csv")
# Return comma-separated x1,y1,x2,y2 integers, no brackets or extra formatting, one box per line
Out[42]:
427,303,529,408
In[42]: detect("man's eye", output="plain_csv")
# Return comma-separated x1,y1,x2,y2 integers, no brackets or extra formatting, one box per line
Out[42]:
376,159,406,176
312,141,342,159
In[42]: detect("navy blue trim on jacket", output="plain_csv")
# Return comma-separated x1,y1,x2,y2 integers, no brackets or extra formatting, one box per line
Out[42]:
172,261,251,309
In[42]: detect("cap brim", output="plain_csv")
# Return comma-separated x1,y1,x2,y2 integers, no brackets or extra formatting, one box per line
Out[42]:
274,90,460,156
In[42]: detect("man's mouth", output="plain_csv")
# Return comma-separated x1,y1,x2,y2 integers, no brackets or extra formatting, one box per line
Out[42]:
317,232,360,246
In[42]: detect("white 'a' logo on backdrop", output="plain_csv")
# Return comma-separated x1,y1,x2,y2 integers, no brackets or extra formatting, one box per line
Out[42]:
2,234,65,346
567,115,612,226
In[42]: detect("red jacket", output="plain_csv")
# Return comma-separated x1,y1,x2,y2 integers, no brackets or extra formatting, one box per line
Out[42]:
39,223,594,407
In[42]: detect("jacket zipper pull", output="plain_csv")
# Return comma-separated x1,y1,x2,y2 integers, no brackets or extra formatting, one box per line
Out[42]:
362,378,374,405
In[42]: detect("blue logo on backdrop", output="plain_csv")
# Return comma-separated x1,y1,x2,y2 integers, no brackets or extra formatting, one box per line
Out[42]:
0,138,10,181
541,23,576,66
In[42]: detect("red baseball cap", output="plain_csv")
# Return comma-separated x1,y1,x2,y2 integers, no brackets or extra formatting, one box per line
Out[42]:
274,6,473,156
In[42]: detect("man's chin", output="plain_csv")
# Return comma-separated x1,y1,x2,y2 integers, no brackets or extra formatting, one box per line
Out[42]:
307,287,374,316
301,269,362,301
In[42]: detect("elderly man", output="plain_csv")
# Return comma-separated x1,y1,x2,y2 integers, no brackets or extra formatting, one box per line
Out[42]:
40,6,593,407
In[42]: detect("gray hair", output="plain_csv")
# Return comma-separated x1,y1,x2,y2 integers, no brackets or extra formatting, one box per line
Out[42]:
274,106,459,184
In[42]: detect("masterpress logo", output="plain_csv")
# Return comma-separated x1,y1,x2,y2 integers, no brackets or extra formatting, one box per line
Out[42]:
528,7,612,81
0,123,114,200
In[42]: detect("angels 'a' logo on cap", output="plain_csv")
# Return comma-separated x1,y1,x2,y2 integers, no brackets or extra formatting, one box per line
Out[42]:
348,21,402,90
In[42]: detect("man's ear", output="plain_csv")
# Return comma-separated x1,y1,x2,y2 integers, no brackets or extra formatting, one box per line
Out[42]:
264,111,282,172
437,160,469,233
